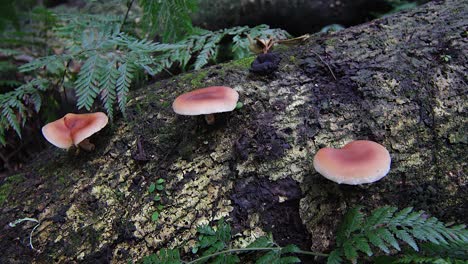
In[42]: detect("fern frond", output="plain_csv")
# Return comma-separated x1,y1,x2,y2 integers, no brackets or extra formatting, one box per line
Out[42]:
171,24,290,70
19,54,72,73
141,248,182,264
75,53,102,110
331,206,468,264
0,79,49,144
0,79,22,87
99,59,119,119
116,61,134,115
0,48,21,57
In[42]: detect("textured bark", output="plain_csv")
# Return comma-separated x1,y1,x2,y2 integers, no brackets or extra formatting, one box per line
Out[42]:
192,0,392,35
1,0,467,263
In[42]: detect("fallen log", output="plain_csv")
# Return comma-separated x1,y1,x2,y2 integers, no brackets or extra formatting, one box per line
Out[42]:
0,0,466,262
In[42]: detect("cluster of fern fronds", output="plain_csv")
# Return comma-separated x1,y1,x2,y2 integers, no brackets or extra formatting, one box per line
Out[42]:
140,218,310,264
329,206,467,264
139,206,467,264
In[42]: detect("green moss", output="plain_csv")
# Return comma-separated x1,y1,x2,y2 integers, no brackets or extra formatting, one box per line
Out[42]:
230,56,255,69
0,184,10,205
289,56,297,63
180,70,209,88
0,173,25,205
324,38,337,47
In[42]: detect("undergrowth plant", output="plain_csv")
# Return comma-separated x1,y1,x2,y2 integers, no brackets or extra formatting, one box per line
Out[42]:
139,207,467,264
0,79,49,145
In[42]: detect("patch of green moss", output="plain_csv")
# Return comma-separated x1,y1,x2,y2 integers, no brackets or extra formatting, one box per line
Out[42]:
0,184,10,206
230,56,255,69
289,56,297,63
180,70,209,88
0,173,25,205
324,38,337,47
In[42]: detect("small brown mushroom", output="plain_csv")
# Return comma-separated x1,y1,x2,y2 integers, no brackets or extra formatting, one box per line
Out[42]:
42,112,108,151
172,86,239,125
313,140,391,185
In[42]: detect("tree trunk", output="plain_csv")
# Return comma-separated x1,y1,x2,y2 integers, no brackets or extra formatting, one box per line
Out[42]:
1,0,466,263
192,0,393,35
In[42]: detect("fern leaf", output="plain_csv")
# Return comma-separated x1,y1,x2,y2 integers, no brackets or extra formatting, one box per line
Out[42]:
2,106,21,138
116,62,134,115
75,54,101,110
377,227,401,251
247,236,274,248
99,59,119,119
255,251,278,264
327,249,343,264
393,227,419,251
336,207,363,245
0,48,21,56
365,206,397,228
279,256,301,264
392,207,414,222
212,254,240,264
343,240,358,263
280,244,301,254
0,126,6,146
353,236,373,256
141,248,181,264
197,225,216,236
368,231,391,253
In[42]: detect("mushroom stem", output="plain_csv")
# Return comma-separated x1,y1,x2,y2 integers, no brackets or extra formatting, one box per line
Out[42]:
204,114,215,125
77,138,96,151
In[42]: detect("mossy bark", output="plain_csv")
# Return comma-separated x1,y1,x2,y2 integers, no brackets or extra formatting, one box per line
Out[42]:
1,0,467,263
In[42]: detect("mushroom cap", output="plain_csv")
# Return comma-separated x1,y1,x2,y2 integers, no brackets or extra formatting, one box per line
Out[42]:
42,112,108,149
313,140,391,185
172,86,239,115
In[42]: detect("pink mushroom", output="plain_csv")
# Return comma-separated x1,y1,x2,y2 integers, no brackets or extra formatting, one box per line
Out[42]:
172,86,239,124
313,140,391,185
42,112,108,151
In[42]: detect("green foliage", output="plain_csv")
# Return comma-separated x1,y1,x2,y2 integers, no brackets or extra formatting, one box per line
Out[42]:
194,218,234,262
328,206,468,264
141,248,181,264
0,1,19,31
148,179,165,222
0,79,49,145
141,219,309,264
138,0,197,42
138,207,466,264
173,25,290,71
1,1,290,142
19,14,182,118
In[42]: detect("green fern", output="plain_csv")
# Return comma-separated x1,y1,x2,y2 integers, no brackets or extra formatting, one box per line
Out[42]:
140,219,306,264
0,79,49,145
141,248,182,264
19,14,182,118
138,0,197,42
328,206,468,264
174,25,290,71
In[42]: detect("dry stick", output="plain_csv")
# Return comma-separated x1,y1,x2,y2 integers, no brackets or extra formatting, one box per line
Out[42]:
310,50,337,81
121,0,136,31
57,59,71,106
